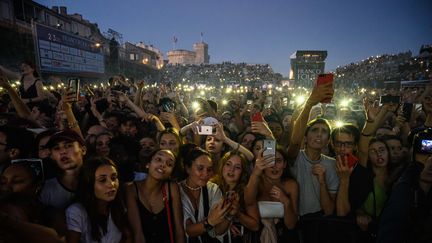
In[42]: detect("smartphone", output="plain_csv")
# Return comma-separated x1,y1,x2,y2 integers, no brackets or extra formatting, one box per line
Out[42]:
346,153,358,168
232,222,244,236
316,74,334,103
380,95,401,105
247,100,253,105
68,78,80,101
263,139,276,166
283,97,288,106
251,112,264,122
420,139,432,154
402,103,413,120
197,125,214,135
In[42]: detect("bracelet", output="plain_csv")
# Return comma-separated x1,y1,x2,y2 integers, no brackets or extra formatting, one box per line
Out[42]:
361,132,373,137
67,121,79,129
224,214,234,222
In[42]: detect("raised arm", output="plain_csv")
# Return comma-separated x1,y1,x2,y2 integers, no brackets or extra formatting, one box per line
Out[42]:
215,123,254,161
0,74,32,118
287,83,333,161
0,65,20,80
358,99,391,167
335,155,354,216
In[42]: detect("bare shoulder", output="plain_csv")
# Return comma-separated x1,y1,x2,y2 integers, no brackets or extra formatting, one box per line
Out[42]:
281,178,299,193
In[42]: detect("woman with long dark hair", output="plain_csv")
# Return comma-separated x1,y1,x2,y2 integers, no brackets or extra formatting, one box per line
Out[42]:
125,149,185,243
65,157,130,243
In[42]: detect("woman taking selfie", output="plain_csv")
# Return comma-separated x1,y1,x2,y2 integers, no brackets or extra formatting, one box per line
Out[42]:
244,148,299,243
125,149,185,243
211,151,260,243
65,157,130,243
180,147,232,243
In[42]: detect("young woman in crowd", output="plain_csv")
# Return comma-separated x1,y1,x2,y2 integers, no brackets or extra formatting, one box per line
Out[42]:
244,148,299,243
211,151,260,243
179,147,233,242
125,149,185,243
0,162,66,242
0,61,47,104
65,157,130,243
94,132,113,157
205,124,254,170
356,138,391,242
158,127,183,156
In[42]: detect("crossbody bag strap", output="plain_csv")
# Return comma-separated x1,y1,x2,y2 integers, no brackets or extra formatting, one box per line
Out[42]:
163,183,175,243
202,185,210,217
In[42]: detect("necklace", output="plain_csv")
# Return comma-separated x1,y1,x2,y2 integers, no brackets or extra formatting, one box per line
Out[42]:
183,181,201,191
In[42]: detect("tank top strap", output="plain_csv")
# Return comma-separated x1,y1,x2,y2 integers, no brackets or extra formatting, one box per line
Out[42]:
134,182,141,201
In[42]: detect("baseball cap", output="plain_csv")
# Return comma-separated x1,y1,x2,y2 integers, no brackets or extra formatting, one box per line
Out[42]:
45,129,85,148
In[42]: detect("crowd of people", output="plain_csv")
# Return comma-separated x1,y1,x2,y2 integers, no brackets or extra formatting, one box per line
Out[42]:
335,45,432,87
0,60,431,243
161,62,282,86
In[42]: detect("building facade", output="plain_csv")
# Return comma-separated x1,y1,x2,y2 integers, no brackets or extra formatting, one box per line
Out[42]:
167,41,210,65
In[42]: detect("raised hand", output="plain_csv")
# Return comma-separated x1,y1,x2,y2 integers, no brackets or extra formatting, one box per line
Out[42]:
336,155,354,181
306,82,334,106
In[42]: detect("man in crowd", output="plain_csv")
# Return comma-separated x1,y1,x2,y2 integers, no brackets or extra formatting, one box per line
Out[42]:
39,129,86,209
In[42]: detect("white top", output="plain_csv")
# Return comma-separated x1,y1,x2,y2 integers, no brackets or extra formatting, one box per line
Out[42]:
66,203,122,243
179,181,225,243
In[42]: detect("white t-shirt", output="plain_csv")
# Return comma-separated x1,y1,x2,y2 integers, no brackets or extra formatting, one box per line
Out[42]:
39,177,75,209
179,181,225,243
291,150,339,216
66,203,122,243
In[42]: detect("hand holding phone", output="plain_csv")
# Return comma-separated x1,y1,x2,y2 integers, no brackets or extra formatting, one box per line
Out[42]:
263,139,276,166
316,74,334,103
68,78,80,101
346,153,358,168
251,112,264,122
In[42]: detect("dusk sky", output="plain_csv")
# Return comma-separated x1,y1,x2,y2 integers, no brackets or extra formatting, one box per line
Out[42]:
39,0,431,76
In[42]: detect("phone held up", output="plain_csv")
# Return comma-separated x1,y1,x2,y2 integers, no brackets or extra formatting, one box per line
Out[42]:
68,78,80,101
251,112,264,122
414,128,432,155
316,73,334,103
346,153,358,168
263,139,276,166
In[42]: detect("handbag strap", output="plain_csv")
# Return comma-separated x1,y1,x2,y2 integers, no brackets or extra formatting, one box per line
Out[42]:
163,183,175,243
202,185,210,217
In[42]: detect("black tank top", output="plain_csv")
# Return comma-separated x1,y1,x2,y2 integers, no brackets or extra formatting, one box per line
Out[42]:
134,182,171,243
19,78,40,99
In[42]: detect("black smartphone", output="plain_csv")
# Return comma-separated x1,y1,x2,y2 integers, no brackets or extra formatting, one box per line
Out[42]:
380,95,401,104
402,103,413,120
68,78,80,101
